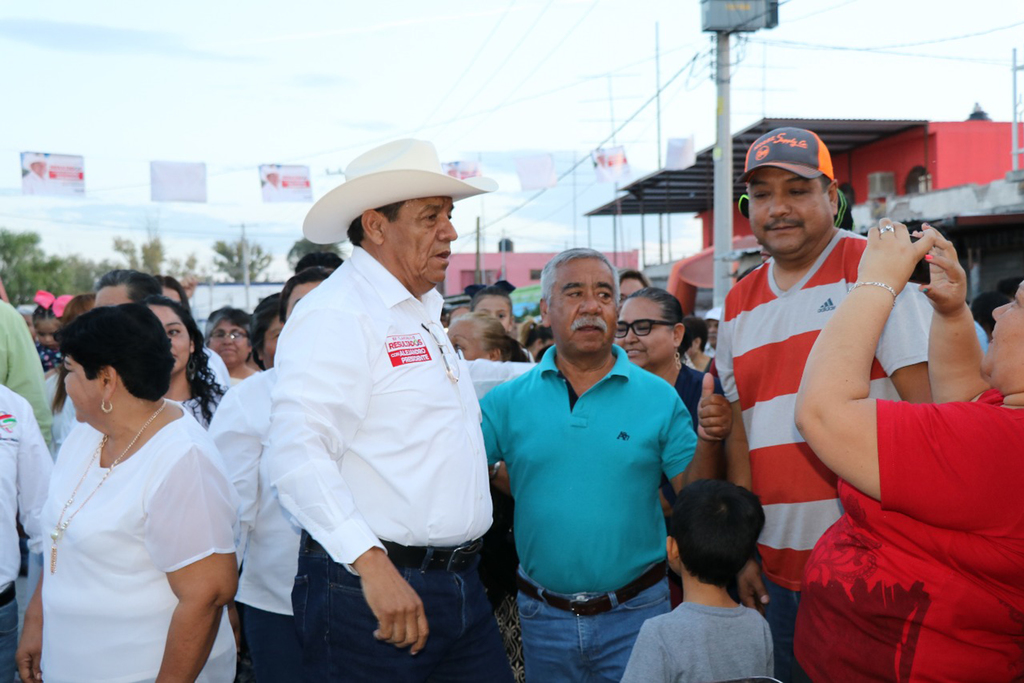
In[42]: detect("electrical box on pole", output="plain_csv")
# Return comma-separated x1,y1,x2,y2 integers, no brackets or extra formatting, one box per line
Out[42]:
702,0,778,307
701,0,778,32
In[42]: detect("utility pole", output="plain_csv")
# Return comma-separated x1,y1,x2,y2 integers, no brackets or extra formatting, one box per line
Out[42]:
500,229,507,280
656,22,664,265
712,31,733,308
572,152,578,248
475,216,482,283
240,222,251,310
608,73,620,266
702,0,778,304
1013,48,1023,171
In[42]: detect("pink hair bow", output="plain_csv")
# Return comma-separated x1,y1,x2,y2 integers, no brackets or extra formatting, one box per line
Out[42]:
33,290,74,318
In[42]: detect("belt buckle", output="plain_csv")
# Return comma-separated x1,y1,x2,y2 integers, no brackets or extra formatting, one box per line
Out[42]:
569,593,591,616
445,539,482,571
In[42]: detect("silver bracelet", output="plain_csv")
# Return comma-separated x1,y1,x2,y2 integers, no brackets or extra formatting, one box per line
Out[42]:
851,281,897,307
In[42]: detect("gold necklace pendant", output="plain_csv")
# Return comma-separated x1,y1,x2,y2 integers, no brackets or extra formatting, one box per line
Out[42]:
49,401,166,574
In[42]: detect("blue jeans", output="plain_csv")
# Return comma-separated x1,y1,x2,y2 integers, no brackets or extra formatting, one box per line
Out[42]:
0,596,17,683
293,537,513,683
764,575,801,683
516,569,669,683
242,603,302,683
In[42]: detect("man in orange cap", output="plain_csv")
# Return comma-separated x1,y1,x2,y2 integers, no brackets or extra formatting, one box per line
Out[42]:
715,127,933,681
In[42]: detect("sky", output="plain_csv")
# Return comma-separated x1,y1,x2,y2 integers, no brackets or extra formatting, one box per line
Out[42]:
1,0,1022,283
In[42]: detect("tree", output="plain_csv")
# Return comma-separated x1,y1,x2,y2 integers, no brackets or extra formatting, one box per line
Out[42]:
164,253,201,280
112,237,141,270
112,233,165,273
0,229,51,304
212,239,273,282
0,228,116,304
287,238,342,271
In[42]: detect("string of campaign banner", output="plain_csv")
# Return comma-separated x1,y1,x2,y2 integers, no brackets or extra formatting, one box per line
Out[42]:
16,138,697,204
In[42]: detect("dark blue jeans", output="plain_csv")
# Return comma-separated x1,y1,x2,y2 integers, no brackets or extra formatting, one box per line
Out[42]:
764,574,801,683
293,538,514,683
0,596,16,683
242,603,303,683
516,569,669,682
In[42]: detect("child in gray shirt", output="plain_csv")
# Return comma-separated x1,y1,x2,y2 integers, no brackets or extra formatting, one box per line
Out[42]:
622,480,773,683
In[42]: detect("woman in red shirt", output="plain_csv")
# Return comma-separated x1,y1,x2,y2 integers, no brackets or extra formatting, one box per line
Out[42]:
793,222,1024,681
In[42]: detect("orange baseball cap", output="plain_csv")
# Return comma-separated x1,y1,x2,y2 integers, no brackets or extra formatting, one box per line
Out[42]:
741,127,834,182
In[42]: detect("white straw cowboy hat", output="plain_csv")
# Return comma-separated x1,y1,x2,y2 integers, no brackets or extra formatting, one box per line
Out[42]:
22,153,47,171
303,139,497,244
261,165,281,182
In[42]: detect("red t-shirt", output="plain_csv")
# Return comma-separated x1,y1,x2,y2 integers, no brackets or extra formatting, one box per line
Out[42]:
795,390,1024,681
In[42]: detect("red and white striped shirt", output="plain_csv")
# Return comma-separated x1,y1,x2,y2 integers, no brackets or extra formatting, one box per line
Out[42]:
716,230,931,590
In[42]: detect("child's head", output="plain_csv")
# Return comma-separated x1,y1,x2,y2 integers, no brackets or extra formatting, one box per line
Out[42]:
32,306,61,350
470,285,515,335
669,480,765,587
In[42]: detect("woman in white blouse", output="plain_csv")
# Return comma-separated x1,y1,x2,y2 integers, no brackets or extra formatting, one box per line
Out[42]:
17,304,238,683
209,266,330,682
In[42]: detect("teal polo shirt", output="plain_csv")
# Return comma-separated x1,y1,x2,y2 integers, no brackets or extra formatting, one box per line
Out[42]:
481,344,697,594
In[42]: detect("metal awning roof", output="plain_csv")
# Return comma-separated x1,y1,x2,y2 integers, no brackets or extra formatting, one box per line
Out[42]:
585,117,928,217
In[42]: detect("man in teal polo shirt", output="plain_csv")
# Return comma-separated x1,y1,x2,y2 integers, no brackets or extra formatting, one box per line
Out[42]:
481,248,697,682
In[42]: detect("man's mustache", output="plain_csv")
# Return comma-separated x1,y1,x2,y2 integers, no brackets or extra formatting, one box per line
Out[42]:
571,316,608,332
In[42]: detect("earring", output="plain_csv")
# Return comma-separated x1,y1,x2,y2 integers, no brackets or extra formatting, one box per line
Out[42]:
674,351,682,370
186,356,197,381
100,399,113,414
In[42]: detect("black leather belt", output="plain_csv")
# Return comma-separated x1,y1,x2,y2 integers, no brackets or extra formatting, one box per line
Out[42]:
381,539,483,572
0,583,14,609
516,562,666,617
302,533,483,572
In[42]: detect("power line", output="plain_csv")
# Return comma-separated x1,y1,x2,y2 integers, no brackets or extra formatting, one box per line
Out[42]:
751,37,1007,65
431,0,558,142
443,0,601,148
481,48,710,232
786,0,859,22
865,19,1024,50
0,211,287,240
414,0,519,134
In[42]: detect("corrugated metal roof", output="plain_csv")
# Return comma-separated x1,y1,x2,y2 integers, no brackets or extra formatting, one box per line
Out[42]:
585,117,928,216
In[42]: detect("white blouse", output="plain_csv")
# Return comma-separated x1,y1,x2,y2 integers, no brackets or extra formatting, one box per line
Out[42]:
44,373,76,460
209,369,299,615
40,410,238,683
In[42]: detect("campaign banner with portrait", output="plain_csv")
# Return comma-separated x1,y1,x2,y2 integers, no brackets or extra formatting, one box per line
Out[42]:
260,164,313,202
591,146,630,183
442,160,482,180
666,137,696,171
21,152,85,197
514,154,557,191
150,161,208,202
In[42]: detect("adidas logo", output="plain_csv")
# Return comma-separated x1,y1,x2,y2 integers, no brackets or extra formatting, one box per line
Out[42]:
817,298,835,313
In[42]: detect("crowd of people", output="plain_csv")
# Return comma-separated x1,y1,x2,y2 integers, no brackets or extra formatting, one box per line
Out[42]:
0,130,1020,683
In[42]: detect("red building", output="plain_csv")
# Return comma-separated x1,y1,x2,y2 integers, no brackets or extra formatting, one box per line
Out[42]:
444,249,639,297
587,116,1024,311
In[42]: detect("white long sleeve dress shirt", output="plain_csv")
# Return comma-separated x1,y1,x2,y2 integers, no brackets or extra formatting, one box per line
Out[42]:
210,368,300,615
268,247,492,566
0,386,52,588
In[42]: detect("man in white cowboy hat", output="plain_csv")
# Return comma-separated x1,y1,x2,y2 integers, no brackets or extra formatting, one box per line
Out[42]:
267,139,514,681
21,153,48,196
260,165,283,202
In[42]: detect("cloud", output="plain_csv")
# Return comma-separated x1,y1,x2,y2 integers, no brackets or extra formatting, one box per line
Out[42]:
343,120,396,133
0,19,244,61
290,73,352,89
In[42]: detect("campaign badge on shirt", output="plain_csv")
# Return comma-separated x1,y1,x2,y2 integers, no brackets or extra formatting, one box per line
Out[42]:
0,413,16,433
386,333,433,367
0,412,18,443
